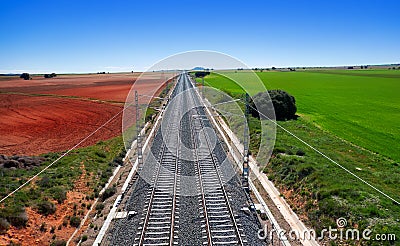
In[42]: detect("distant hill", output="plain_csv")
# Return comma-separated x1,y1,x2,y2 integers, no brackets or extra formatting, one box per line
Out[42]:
192,67,206,71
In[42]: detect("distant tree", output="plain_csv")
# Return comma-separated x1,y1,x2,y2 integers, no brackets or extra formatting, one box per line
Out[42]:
250,90,297,121
20,73,30,80
271,67,276,70
347,66,354,69
194,71,210,78
44,73,57,78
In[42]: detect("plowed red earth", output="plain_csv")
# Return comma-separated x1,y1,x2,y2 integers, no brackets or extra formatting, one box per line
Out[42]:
0,94,122,155
0,73,166,156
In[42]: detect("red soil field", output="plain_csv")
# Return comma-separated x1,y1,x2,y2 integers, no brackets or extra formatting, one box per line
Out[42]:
0,73,169,156
0,94,123,156
0,73,169,103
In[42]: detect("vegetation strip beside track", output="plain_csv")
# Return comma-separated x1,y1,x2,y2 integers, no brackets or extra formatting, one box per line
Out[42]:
0,136,126,245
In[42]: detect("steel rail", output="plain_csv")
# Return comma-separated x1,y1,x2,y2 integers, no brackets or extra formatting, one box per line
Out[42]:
185,74,245,246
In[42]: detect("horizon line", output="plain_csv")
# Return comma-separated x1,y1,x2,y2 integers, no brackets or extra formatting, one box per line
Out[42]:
1,63,400,75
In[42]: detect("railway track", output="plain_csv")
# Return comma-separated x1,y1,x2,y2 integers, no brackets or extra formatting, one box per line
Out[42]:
134,76,185,246
108,73,264,246
187,83,246,245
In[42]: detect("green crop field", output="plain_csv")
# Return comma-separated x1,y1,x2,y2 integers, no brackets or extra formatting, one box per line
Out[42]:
202,70,400,163
199,69,400,244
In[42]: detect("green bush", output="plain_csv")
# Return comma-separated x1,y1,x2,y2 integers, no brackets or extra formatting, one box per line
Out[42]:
273,147,286,154
7,241,21,246
40,222,46,232
296,149,306,156
318,198,347,217
286,148,294,155
36,200,56,215
100,187,116,201
69,216,81,228
95,203,104,212
251,89,297,121
62,218,68,227
194,71,210,77
0,218,10,232
297,166,314,179
0,205,28,228
113,156,123,165
20,73,30,80
49,187,67,204
50,240,67,246
95,151,107,158
37,176,54,189
81,234,88,242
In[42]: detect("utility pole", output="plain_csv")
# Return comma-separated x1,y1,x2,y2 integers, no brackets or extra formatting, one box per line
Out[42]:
135,91,143,167
242,93,250,190
202,76,205,99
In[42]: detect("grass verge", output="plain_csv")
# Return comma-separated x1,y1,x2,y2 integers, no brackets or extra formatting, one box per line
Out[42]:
0,136,125,230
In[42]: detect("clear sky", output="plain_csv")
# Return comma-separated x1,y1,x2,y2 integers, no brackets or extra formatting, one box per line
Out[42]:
1,0,399,73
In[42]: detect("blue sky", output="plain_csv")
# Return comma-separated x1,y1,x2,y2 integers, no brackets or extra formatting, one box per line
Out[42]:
0,0,399,73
